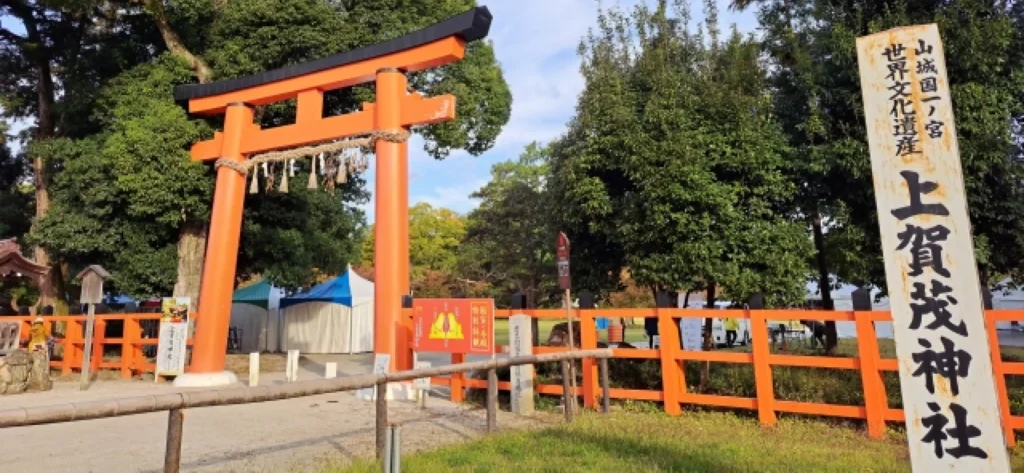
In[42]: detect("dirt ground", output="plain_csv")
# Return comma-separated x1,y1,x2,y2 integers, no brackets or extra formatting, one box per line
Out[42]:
0,355,553,473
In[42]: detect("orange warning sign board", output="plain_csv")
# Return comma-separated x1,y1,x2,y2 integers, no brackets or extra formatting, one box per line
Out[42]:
413,298,494,355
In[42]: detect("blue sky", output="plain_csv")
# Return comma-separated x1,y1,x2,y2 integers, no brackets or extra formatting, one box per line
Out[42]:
368,0,758,222
2,1,758,223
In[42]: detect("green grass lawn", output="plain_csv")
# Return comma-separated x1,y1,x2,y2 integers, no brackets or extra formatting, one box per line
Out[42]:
493,319,650,347
328,410,1024,473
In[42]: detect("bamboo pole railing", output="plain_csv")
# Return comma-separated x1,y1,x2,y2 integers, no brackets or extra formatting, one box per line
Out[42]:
0,348,614,473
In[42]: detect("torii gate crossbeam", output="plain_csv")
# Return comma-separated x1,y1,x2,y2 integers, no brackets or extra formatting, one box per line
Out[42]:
171,7,492,387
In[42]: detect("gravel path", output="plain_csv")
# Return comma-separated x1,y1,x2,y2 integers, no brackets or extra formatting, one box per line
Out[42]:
0,355,552,473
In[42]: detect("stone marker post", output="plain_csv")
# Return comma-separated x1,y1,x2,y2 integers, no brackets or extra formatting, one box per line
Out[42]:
509,314,535,415
856,24,1011,472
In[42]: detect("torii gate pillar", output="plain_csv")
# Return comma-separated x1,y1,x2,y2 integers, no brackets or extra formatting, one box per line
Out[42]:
171,7,492,387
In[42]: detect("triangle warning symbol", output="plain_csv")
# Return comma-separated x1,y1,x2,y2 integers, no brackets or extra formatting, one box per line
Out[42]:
428,311,464,341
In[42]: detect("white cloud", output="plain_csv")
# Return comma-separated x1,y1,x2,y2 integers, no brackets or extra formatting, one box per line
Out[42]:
412,177,491,214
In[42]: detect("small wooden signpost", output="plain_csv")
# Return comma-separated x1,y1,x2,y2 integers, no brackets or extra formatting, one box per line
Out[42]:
76,265,110,391
856,24,1011,472
556,232,577,413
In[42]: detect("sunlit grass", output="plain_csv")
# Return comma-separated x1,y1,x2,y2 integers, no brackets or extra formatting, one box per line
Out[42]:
324,411,989,473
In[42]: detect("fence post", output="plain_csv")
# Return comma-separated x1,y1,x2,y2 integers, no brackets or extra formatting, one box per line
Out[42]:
486,367,497,433
164,408,184,473
579,291,598,409
986,312,1015,448
91,319,107,372
62,317,82,376
749,310,776,427
599,357,610,414
450,353,465,403
656,292,682,416
122,317,140,379
854,313,886,439
561,360,574,422
376,380,388,459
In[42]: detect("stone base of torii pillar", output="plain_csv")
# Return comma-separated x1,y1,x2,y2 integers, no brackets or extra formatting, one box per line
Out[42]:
173,371,239,388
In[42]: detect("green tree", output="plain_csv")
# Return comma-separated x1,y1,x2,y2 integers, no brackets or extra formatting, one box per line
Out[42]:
736,0,1024,300
551,0,811,309
24,0,511,299
1,0,158,308
460,142,558,307
0,124,31,238
361,202,466,281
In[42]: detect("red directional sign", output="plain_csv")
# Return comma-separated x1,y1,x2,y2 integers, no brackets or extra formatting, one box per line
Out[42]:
557,232,571,290
412,298,494,355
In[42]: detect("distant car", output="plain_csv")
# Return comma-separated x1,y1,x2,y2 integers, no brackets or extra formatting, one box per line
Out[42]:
684,301,751,348
706,317,751,347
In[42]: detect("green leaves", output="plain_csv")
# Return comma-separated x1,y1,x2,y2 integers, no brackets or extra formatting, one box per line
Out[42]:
746,0,1024,290
460,142,559,306
548,2,811,305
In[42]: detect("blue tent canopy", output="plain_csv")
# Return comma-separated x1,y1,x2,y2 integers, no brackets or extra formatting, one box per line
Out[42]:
279,269,372,309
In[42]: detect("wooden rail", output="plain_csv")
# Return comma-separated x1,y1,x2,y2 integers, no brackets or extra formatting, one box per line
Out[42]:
6,314,195,378
0,348,613,472
431,308,1024,447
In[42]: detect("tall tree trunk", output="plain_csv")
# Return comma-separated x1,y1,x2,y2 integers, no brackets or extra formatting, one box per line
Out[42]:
139,0,215,309
20,9,62,311
700,282,716,391
812,213,838,354
173,221,208,311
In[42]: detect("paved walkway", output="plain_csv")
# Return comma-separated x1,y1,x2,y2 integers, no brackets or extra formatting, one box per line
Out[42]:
0,355,550,473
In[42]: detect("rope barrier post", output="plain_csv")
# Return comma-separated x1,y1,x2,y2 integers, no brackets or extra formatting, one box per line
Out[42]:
486,367,498,433
381,422,394,473
599,357,611,414
391,423,402,473
561,360,574,423
375,380,388,460
164,408,184,473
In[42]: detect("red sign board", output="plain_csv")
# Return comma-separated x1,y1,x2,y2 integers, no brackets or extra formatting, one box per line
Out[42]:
412,298,494,355
557,232,570,290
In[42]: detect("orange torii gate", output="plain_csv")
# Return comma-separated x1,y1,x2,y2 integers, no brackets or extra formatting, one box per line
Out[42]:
172,7,492,386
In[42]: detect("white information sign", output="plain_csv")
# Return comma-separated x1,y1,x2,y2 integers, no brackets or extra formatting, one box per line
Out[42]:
679,318,703,352
373,353,391,375
413,361,431,390
155,297,190,377
856,24,1010,472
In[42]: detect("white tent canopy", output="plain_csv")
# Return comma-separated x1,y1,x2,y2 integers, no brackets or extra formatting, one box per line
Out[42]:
229,279,286,353
279,266,374,354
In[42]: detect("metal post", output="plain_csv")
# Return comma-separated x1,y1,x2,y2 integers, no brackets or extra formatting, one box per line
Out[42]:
392,423,402,473
486,367,498,433
382,422,394,473
164,408,184,473
561,360,574,423
599,357,610,414
376,381,387,460
79,303,96,390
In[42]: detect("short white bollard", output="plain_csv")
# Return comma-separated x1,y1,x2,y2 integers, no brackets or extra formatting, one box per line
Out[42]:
325,362,337,379
286,350,300,382
249,352,259,387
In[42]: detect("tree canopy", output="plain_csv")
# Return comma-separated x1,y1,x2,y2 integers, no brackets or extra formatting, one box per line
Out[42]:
549,1,811,307
2,0,511,302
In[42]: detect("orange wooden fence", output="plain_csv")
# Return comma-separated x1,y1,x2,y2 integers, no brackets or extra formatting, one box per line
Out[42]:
7,314,194,378
429,308,1024,446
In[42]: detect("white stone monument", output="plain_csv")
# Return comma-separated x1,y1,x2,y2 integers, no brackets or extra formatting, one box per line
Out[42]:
509,314,535,415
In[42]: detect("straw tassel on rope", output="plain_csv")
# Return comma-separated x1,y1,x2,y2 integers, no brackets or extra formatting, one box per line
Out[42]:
279,164,289,193
308,155,318,189
211,129,408,195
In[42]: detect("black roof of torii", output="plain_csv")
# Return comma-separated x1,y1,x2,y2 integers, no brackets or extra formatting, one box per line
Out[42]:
173,6,492,102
